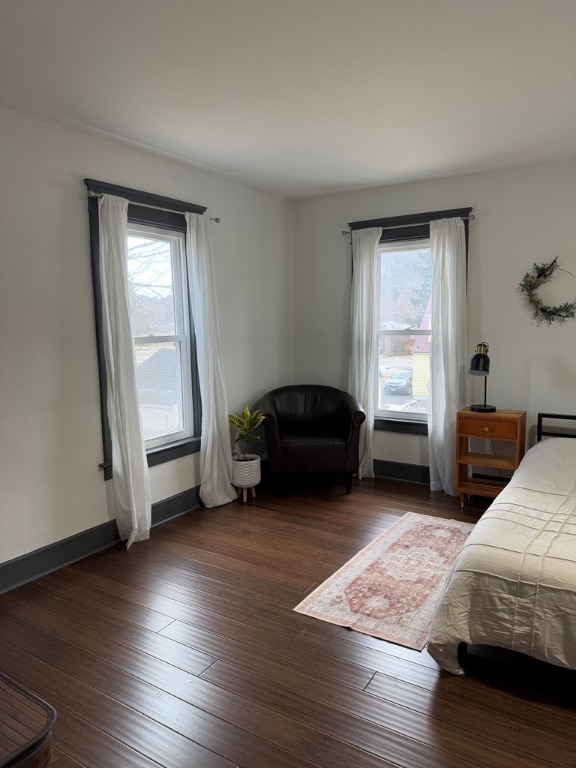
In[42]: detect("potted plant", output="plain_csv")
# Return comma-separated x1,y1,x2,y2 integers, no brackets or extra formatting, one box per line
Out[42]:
228,405,265,501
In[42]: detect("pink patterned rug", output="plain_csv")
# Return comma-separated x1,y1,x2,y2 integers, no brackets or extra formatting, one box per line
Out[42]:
294,512,474,650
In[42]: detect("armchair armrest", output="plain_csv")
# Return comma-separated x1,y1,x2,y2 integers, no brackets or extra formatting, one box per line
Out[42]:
252,393,281,464
337,392,366,444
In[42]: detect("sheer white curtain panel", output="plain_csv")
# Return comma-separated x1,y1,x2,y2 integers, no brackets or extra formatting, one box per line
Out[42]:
185,213,236,508
428,217,468,495
348,227,383,478
98,194,151,547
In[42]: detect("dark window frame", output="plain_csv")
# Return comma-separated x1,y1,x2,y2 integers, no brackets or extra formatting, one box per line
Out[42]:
85,179,205,479
349,207,472,437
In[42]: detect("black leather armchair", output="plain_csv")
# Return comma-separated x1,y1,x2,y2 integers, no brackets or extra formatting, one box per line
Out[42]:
254,384,366,494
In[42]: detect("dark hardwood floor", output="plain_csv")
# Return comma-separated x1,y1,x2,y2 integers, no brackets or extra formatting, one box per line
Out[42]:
1,477,575,768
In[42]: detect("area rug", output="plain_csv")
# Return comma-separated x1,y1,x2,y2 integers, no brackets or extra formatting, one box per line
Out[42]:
294,512,474,650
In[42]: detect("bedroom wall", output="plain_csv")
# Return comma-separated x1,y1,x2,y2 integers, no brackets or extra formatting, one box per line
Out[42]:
0,108,292,564
291,158,576,467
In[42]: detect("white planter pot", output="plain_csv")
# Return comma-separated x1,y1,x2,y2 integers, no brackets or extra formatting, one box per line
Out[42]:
231,454,261,488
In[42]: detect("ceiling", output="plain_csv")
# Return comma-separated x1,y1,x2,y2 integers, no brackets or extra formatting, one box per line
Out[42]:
1,0,575,199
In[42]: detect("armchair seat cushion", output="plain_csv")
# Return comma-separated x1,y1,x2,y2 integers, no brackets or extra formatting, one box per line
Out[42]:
277,437,348,474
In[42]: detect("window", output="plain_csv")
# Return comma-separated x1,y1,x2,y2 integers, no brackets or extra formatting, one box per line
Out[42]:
127,224,193,448
85,179,204,478
349,207,472,430
376,239,432,423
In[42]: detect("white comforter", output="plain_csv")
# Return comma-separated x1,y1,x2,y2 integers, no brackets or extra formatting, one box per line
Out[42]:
427,437,576,674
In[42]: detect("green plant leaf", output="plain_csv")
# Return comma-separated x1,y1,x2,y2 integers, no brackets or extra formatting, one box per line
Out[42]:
228,405,265,456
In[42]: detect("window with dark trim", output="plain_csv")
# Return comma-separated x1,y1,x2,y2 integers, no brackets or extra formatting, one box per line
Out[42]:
376,237,432,423
349,208,472,436
85,179,205,479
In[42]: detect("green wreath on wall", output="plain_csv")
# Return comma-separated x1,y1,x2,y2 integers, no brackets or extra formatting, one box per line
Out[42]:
517,257,576,325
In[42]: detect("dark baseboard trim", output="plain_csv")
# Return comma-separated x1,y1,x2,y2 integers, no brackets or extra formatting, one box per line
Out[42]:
0,486,202,595
374,459,429,485
0,520,120,596
151,486,201,527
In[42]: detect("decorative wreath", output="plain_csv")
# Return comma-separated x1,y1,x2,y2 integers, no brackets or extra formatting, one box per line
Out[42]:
517,257,576,325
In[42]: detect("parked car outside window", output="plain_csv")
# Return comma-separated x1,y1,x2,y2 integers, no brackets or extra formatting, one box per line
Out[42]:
383,370,412,395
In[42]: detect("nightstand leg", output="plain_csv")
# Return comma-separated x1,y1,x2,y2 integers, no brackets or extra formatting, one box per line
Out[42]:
460,493,466,508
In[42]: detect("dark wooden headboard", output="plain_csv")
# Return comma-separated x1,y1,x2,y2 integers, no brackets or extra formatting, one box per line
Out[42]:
537,413,576,441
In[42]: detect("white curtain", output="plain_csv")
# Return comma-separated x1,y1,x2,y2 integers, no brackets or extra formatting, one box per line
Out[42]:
185,213,237,508
99,194,151,547
348,227,383,478
428,218,468,495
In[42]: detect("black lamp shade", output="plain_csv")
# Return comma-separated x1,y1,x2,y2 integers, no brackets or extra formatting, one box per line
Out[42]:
469,352,490,376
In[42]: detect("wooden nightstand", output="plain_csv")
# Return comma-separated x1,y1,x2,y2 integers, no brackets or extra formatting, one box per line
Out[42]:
456,408,526,507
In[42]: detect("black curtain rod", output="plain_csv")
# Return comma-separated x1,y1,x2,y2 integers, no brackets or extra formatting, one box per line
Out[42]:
343,207,474,235
341,214,474,236
86,191,221,223
83,177,213,218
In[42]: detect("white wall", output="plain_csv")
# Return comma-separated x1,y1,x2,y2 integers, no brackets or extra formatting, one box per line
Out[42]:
2,106,574,564
0,108,292,563
292,159,576,465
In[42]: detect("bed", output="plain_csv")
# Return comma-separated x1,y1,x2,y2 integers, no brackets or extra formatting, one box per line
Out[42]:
427,413,576,675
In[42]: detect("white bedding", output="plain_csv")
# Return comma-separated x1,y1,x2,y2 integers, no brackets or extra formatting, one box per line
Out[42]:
427,437,576,674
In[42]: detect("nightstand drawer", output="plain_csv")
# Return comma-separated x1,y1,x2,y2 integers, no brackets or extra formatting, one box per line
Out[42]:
458,417,517,440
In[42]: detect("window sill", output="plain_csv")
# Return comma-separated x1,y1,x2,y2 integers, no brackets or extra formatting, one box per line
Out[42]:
147,436,201,467
374,418,428,436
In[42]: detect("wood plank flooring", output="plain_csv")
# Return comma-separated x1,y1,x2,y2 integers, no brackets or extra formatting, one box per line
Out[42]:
1,477,576,768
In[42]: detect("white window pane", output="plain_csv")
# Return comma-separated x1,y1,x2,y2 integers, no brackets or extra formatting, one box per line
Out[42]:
379,247,432,330
135,342,184,441
127,236,176,335
378,335,430,416
376,240,431,421
127,223,192,449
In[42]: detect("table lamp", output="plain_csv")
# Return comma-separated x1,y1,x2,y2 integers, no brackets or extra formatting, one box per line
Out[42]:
469,342,496,412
